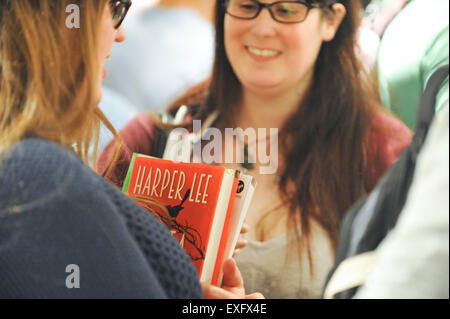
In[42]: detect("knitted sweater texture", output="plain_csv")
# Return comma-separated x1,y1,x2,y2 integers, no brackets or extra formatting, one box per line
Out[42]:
0,138,202,299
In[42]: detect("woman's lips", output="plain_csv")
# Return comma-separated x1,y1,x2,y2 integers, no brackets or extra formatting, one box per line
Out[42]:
246,46,282,61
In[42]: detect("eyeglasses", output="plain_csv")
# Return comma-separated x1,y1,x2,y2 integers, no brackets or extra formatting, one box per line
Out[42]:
110,0,132,29
224,0,325,24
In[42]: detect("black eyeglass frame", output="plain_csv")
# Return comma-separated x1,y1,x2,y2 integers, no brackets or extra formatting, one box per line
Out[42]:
110,0,132,29
223,0,328,24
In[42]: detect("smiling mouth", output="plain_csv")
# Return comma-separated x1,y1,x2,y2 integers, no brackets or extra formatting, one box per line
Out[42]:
246,46,281,58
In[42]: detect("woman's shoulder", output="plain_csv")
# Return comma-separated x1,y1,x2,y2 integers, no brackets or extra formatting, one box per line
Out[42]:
0,138,119,215
0,137,202,298
0,137,141,216
368,111,413,150
119,112,157,148
4,137,77,161
0,138,85,194
364,112,413,191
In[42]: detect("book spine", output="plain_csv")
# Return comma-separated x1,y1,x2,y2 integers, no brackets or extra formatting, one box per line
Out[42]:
199,169,236,284
215,174,256,285
211,170,240,286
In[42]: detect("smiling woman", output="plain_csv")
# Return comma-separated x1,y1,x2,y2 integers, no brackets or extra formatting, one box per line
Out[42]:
99,0,412,299
224,0,342,97
0,0,203,299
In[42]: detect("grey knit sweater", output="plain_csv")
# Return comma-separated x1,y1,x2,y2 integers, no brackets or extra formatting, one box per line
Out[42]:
0,138,202,299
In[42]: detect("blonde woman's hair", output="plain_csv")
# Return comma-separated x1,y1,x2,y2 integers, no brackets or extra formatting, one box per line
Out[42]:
0,0,120,170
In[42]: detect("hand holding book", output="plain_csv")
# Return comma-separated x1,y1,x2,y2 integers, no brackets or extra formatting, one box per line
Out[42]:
122,153,256,285
201,258,265,299
233,223,249,257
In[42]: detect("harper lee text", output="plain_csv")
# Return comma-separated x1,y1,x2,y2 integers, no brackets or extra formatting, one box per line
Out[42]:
133,166,213,205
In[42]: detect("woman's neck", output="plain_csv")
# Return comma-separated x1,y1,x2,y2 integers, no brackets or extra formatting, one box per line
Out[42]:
236,85,307,132
158,0,214,23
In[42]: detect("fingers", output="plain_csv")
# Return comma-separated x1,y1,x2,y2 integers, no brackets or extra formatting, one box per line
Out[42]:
245,292,265,299
235,238,248,250
202,283,266,299
240,223,249,234
221,258,244,289
202,260,265,300
201,283,241,299
234,224,249,256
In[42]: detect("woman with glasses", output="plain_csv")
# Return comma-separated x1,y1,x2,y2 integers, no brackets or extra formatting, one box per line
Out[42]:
0,0,204,298
100,0,412,298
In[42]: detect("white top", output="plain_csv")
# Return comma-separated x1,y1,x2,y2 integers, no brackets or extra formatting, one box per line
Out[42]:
235,221,335,299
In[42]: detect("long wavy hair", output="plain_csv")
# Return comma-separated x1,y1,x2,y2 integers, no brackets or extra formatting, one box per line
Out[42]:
165,0,381,271
0,0,118,169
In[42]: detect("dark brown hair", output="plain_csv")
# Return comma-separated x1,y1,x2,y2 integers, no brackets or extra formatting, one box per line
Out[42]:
167,0,381,267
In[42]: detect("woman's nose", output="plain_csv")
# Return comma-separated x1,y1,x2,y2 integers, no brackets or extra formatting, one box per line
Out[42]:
251,8,277,38
114,26,126,43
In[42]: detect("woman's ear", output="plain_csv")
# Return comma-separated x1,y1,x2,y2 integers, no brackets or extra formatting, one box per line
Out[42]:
322,3,347,42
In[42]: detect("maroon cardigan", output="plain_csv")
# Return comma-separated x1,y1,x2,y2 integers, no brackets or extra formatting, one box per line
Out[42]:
98,112,413,192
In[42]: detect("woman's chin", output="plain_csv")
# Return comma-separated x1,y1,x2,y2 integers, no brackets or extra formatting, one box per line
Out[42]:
243,80,285,95
238,73,284,92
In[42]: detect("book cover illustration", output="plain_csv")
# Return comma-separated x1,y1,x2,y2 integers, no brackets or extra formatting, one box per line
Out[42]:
122,153,236,282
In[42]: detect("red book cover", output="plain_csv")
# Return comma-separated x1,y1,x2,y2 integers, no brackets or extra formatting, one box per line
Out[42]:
122,153,237,283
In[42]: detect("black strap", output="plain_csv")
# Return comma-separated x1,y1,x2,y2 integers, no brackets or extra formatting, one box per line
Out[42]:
416,65,449,130
151,126,169,159
150,108,222,160
357,64,449,253
414,65,449,151
150,111,176,159
323,64,449,299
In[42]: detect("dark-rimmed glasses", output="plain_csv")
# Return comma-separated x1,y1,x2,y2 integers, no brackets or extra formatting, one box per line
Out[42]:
110,0,132,29
224,0,325,24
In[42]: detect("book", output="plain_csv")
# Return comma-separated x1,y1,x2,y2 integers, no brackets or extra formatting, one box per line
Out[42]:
122,153,254,285
212,174,256,285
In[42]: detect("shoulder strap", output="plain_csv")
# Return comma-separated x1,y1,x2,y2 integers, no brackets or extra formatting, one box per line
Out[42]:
151,126,170,159
151,107,221,161
414,64,449,149
151,106,190,159
323,64,449,299
356,64,449,253
162,111,220,162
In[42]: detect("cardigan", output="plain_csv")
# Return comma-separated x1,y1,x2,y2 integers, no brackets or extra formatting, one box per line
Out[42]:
0,138,202,299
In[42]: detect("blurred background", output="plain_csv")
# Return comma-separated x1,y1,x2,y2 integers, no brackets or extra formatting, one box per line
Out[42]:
97,0,216,153
130,0,159,15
